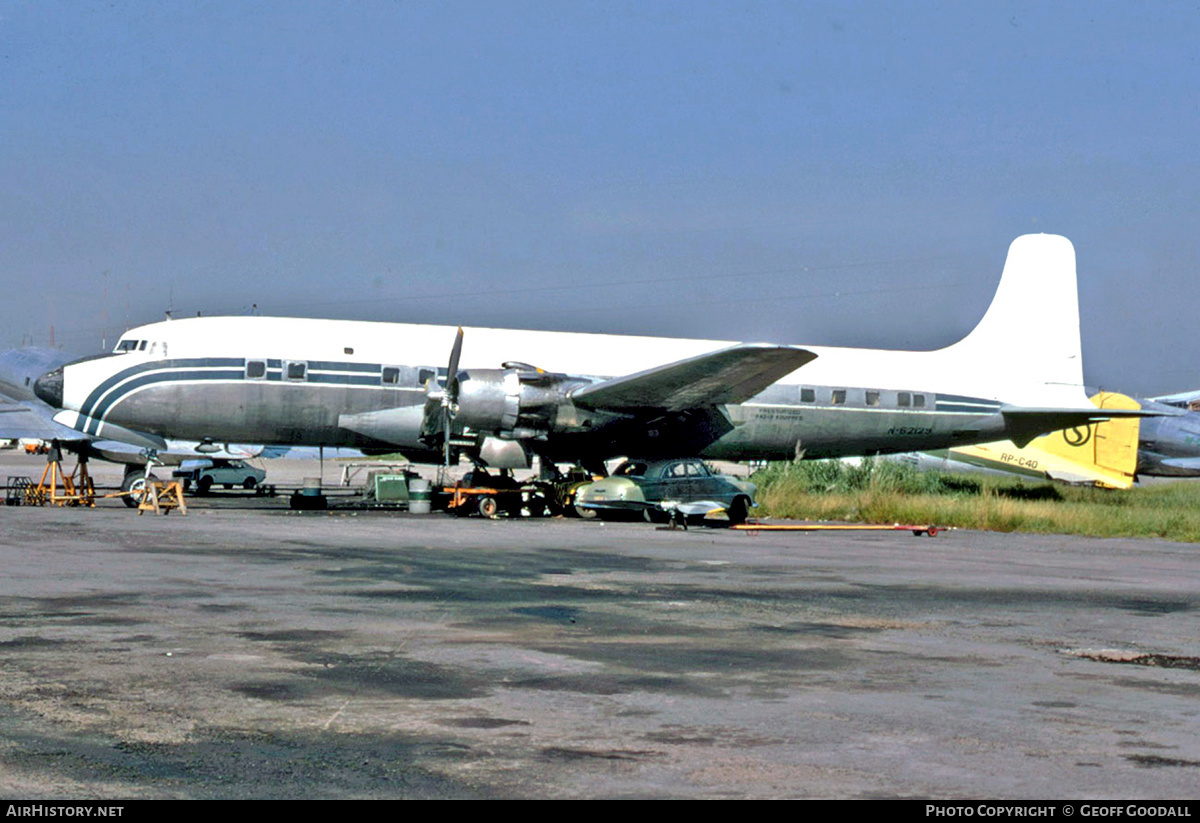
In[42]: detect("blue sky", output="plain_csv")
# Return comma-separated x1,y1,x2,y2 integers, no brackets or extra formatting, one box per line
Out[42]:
2,1,1197,395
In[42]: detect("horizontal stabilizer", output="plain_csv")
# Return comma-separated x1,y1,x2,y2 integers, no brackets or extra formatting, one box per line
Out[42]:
1001,406,1166,449
572,344,816,412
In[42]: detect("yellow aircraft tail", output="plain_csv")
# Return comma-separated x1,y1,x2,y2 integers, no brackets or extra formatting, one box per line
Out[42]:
946,391,1140,489
1035,391,1141,488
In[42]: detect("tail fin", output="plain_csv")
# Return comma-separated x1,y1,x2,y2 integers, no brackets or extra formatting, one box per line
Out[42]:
944,234,1085,405
946,392,1140,489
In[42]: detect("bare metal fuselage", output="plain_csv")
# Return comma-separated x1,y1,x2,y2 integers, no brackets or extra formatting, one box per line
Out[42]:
53,342,1013,464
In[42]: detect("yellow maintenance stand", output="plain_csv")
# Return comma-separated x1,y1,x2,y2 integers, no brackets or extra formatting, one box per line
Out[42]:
24,444,94,507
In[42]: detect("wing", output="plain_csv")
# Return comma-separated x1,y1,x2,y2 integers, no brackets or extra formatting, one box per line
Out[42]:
571,343,817,412
0,396,90,442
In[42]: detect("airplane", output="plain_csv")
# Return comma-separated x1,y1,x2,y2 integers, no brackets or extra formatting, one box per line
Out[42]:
0,347,278,504
1131,393,1200,478
33,234,1151,473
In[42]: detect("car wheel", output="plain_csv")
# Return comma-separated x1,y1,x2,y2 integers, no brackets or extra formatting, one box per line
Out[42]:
575,504,598,519
727,496,751,525
243,477,257,491
478,496,500,518
197,476,213,495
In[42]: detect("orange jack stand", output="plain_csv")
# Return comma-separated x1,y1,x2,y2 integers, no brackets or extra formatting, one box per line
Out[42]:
137,481,187,516
27,456,94,507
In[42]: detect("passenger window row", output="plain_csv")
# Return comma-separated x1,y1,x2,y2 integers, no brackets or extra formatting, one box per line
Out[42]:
799,387,927,408
241,361,429,387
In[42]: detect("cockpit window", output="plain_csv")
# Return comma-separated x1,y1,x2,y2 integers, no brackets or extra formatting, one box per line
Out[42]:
115,339,140,353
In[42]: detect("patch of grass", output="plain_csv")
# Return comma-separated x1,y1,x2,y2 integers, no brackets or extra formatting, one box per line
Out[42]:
751,459,1200,542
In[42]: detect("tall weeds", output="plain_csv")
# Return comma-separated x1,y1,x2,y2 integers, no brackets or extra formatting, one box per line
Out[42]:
752,459,1200,542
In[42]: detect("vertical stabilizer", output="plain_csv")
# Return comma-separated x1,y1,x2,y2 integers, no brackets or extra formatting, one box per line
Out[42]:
945,234,1085,404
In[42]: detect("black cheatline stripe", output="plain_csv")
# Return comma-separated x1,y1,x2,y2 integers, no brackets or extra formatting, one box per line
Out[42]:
86,366,397,433
936,393,996,403
309,374,383,386
935,399,1001,409
87,369,246,435
933,393,1001,413
935,404,1001,413
80,356,388,419
78,358,246,420
936,393,1003,405
307,360,381,374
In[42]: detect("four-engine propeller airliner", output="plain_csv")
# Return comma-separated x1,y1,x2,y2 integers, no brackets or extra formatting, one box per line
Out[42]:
33,235,1144,471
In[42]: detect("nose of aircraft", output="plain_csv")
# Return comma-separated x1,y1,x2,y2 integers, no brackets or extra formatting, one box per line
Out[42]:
33,367,63,408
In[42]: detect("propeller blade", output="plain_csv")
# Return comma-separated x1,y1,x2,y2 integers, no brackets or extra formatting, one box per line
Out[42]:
442,326,465,467
445,326,464,406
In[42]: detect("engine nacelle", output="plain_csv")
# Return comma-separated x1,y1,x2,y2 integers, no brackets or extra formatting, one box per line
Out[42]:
453,368,580,437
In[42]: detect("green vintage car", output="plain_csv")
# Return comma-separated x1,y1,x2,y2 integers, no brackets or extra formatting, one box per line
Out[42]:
574,458,756,524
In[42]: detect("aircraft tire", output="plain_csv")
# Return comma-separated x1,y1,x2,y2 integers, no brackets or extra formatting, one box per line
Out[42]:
121,472,157,509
